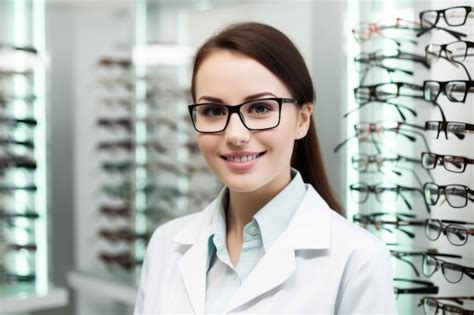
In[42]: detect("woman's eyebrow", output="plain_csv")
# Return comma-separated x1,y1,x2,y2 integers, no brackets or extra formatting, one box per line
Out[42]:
197,92,277,103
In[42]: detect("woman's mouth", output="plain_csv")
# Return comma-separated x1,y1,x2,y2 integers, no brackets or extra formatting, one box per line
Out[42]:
220,151,266,171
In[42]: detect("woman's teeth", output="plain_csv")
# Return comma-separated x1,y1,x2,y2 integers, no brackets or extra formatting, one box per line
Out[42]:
225,154,260,163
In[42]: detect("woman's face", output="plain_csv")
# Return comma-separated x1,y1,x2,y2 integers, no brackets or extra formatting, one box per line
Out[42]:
193,50,313,193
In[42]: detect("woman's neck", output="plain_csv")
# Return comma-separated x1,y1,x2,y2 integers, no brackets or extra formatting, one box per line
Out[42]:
225,169,292,237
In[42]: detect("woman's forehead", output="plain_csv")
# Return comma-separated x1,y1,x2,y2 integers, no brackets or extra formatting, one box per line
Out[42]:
195,51,290,102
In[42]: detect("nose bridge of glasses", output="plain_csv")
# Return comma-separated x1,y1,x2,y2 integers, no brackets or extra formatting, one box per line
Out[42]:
225,106,249,132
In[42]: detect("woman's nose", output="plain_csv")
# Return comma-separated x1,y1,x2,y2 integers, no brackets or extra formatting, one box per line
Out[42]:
224,112,250,145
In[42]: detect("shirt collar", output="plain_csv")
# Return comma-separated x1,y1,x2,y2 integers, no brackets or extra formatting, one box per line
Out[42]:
208,167,306,254
254,168,306,251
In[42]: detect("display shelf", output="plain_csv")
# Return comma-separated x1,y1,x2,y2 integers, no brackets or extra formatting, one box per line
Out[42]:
68,270,136,305
0,283,68,313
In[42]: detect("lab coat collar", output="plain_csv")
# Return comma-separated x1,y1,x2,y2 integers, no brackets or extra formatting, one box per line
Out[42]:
172,184,331,313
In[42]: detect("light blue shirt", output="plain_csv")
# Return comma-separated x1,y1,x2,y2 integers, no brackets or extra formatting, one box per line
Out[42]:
205,168,307,313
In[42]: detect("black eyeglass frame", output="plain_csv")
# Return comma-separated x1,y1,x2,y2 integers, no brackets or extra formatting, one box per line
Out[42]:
421,152,474,173
187,97,300,133
423,80,474,103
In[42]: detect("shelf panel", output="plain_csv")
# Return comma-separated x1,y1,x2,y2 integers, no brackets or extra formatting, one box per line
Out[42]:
0,284,68,313
68,270,137,306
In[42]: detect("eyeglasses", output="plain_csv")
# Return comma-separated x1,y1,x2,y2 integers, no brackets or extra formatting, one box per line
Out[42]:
418,6,473,39
98,57,132,69
425,40,474,65
351,153,420,173
418,296,474,315
0,210,39,220
391,250,462,278
425,121,474,140
353,212,424,238
423,80,474,103
352,18,421,46
99,228,149,243
354,82,424,105
393,278,438,299
188,98,299,133
0,155,37,171
334,121,428,153
349,182,424,211
421,152,474,173
354,49,429,71
99,205,131,218
423,254,474,284
0,272,35,284
0,184,37,193
423,182,474,208
426,219,474,246
99,252,140,271
344,99,417,121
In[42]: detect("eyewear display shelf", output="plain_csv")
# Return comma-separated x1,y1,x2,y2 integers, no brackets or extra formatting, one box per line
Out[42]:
341,1,474,314
0,0,68,314
69,2,221,313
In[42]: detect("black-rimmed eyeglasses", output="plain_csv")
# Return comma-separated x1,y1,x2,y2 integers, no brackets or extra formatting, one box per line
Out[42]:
423,182,474,208
423,80,474,103
425,40,474,65
418,296,474,315
188,98,299,133
421,152,474,173
418,6,472,40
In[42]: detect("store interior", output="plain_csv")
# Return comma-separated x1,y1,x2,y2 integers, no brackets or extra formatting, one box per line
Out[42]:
0,0,473,314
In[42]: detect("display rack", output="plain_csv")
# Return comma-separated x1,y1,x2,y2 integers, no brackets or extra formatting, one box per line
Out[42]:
338,1,474,313
0,0,68,314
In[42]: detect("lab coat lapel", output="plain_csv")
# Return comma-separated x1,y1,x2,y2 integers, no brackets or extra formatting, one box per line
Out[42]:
173,195,219,314
226,243,296,312
226,185,331,312
177,238,208,314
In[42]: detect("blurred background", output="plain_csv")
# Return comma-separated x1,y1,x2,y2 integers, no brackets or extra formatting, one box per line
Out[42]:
0,0,472,314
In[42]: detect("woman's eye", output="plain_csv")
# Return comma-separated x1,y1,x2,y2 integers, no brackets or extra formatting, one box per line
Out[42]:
203,106,226,117
249,103,271,113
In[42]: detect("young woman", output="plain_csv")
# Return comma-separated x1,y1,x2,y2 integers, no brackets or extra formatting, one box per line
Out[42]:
134,22,397,314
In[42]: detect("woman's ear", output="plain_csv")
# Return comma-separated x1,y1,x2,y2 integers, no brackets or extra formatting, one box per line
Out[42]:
296,103,313,139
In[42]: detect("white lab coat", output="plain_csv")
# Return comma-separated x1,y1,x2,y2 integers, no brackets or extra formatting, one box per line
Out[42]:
134,184,398,314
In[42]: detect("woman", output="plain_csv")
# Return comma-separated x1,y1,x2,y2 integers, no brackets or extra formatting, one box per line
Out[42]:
134,22,397,314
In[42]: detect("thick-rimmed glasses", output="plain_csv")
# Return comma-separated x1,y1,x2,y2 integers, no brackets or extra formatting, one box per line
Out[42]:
421,152,474,173
423,254,474,284
349,182,424,210
393,278,438,299
423,80,474,103
418,6,472,40
426,219,474,246
425,121,474,140
351,153,420,173
425,40,474,65
188,98,299,133
423,182,474,208
354,82,423,104
418,296,474,315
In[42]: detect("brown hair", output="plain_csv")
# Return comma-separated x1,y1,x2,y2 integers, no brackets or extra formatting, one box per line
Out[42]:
190,22,344,216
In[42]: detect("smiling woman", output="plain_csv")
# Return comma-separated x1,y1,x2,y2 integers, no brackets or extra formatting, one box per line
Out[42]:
134,22,398,314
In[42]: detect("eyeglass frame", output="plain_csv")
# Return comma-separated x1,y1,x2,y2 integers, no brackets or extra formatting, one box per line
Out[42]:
423,254,474,284
393,278,438,299
423,182,474,208
417,6,472,40
425,219,474,246
425,40,474,65
423,80,474,103
418,296,474,315
187,97,300,133
425,120,474,140
421,152,474,173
